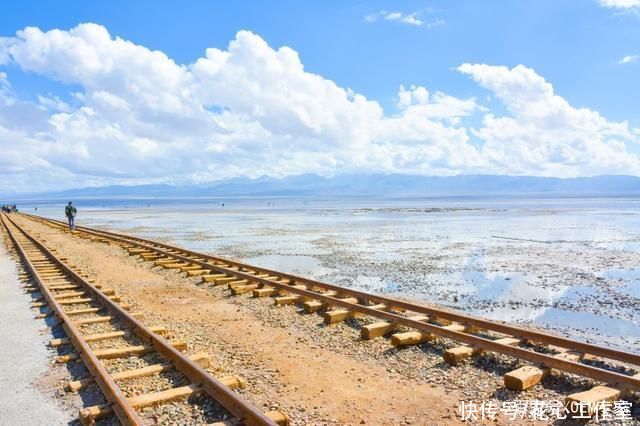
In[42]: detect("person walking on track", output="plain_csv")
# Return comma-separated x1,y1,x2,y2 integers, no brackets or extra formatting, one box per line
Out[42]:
65,201,77,230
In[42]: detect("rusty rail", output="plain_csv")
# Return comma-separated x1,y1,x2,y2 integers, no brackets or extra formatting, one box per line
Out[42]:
3,213,277,426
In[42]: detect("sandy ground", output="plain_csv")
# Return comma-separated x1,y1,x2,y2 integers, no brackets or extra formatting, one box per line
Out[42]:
0,240,81,424
4,214,640,425
11,215,466,425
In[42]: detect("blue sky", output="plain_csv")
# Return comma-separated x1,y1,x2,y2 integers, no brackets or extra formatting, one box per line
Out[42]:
2,1,638,119
1,0,640,193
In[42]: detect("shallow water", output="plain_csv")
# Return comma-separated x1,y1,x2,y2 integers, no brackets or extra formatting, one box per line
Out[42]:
246,254,335,278
599,267,640,296
26,196,640,352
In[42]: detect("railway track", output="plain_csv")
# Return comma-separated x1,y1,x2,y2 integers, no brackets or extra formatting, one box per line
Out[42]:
0,212,288,426
17,212,640,418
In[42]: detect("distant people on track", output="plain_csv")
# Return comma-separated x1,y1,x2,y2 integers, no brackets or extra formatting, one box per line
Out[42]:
65,201,77,230
1,204,17,213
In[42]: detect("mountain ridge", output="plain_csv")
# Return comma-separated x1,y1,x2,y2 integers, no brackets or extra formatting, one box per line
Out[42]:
5,174,640,199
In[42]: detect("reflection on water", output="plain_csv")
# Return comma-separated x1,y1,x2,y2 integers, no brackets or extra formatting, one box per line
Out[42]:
599,267,640,297
247,254,334,278
537,309,640,338
407,265,569,323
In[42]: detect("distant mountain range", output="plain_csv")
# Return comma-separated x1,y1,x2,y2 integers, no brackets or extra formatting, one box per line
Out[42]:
6,174,640,199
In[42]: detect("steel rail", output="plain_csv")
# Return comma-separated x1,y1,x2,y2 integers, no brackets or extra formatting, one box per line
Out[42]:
1,213,144,425
24,213,640,392
5,213,276,426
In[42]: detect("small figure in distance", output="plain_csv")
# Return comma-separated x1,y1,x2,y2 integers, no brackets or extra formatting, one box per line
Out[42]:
65,201,77,231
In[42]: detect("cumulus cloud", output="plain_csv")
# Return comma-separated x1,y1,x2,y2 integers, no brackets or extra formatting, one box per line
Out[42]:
458,63,640,176
0,24,480,193
0,24,638,193
618,54,639,64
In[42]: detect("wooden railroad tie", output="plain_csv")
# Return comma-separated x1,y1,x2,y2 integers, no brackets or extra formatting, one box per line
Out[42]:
140,252,163,260
324,303,387,325
33,290,118,307
48,284,81,291
273,285,309,305
79,379,284,426
57,340,186,363
66,352,211,392
201,273,228,283
39,272,66,279
301,291,339,313
253,286,278,297
161,262,191,269
35,267,61,273
361,315,429,340
180,265,202,272
210,276,238,286
50,325,167,348
503,350,585,391
443,337,522,366
230,282,261,295
186,269,208,277
126,248,149,254
391,322,469,347
55,295,120,305
62,304,132,316
564,373,640,418
73,312,143,326
227,279,249,288
54,291,87,300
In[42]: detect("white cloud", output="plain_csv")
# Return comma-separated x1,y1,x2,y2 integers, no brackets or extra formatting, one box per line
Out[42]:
396,85,477,126
37,95,72,112
618,54,639,64
388,12,423,26
0,24,638,193
0,24,479,193
458,63,640,176
599,0,640,9
364,11,440,27
364,11,444,28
